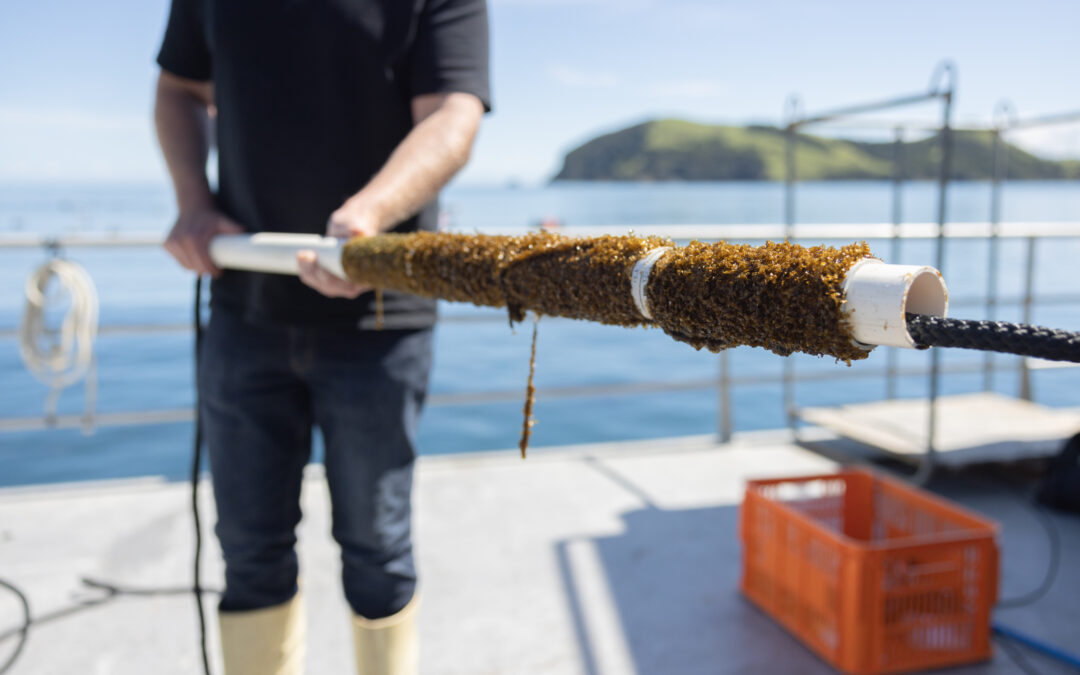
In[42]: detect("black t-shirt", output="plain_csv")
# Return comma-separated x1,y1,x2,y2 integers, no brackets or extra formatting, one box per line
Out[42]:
157,0,491,328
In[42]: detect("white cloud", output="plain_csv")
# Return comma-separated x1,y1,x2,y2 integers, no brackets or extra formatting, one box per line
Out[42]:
649,78,728,100
1008,124,1080,160
547,65,620,89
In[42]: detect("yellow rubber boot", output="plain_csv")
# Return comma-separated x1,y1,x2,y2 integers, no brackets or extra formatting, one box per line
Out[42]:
351,595,419,675
219,593,306,675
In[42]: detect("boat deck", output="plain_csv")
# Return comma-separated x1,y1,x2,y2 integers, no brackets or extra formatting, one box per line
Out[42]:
800,392,1080,466
1,431,1078,674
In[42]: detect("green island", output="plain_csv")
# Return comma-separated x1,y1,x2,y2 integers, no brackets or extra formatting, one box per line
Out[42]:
553,119,1080,182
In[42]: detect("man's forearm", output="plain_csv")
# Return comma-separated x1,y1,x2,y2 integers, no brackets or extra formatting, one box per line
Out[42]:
154,73,214,212
341,93,484,233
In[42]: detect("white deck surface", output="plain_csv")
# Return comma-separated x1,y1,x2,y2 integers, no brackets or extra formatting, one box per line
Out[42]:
1,431,1078,674
800,392,1080,466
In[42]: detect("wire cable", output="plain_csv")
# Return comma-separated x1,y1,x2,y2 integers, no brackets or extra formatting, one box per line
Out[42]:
191,276,212,675
0,577,222,671
997,498,1061,609
907,313,1080,363
18,257,99,432
0,579,30,675
974,467,1064,611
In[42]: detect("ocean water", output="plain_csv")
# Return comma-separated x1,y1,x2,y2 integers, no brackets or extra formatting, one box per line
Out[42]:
1,181,1079,487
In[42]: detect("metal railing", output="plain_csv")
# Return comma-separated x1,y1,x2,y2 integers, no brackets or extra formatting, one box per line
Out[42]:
778,61,1080,481
781,61,957,482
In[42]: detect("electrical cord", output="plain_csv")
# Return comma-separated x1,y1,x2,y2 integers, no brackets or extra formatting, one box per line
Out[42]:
997,498,1061,609
0,579,30,675
0,576,221,673
192,276,212,675
976,467,1063,610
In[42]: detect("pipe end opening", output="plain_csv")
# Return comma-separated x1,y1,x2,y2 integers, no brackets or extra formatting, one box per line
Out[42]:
905,269,948,319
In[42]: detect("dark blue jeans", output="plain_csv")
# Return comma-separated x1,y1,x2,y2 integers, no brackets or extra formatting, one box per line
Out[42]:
199,308,432,619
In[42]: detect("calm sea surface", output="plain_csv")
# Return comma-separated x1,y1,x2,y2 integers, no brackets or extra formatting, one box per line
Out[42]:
1,181,1079,486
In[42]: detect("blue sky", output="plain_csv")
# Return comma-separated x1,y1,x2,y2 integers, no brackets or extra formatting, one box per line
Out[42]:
1,0,1078,185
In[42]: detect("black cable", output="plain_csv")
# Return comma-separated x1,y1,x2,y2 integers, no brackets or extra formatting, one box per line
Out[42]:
81,578,221,599
192,276,212,675
997,498,1061,609
906,313,1080,363
973,467,1063,610
0,579,30,675
0,590,107,646
0,580,221,644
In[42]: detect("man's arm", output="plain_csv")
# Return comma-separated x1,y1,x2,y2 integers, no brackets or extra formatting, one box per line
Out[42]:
155,70,241,276
297,92,485,298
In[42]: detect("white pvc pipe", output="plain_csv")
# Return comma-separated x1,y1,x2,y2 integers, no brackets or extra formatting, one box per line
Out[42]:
209,233,346,279
841,259,949,350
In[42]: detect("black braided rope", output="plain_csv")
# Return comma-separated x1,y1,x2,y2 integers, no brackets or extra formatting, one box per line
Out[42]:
906,313,1080,363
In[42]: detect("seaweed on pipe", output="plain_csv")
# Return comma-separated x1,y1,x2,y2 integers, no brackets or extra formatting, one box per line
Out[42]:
342,232,873,362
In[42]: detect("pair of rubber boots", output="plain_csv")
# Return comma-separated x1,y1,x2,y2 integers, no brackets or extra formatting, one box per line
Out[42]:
217,593,418,675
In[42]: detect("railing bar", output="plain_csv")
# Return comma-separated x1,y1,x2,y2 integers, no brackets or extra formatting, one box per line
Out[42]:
431,378,720,404
2,359,1061,434
0,409,195,433
794,92,944,127
948,293,1080,307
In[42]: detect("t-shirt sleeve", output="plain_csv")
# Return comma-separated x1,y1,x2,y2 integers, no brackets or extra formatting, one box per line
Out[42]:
156,0,212,81
409,0,492,112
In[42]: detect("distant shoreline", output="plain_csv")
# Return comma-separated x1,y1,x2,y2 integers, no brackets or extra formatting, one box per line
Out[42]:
553,119,1080,183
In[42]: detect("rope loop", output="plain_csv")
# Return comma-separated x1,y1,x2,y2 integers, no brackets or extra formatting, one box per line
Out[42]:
19,258,99,431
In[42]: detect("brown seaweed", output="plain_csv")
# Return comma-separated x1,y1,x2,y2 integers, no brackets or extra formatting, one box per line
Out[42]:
343,232,871,362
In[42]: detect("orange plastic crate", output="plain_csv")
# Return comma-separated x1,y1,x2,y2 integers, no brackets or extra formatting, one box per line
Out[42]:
739,469,999,674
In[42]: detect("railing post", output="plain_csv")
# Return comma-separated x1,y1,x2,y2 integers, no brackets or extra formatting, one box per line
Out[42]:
886,126,904,400
916,62,956,485
985,101,1013,391
782,95,800,435
1019,235,1037,401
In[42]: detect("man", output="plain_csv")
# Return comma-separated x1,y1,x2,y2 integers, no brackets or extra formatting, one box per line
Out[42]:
153,1,489,673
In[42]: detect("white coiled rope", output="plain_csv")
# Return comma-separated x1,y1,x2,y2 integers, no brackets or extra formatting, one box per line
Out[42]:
19,257,99,432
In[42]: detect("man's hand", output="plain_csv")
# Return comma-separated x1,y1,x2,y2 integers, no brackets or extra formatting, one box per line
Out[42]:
163,208,243,277
325,200,381,239
297,203,376,298
298,91,483,299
